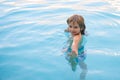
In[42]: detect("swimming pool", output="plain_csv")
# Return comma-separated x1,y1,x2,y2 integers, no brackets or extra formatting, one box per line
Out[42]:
0,0,120,80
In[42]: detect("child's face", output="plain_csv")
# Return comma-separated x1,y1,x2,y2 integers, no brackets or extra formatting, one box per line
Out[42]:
68,22,80,35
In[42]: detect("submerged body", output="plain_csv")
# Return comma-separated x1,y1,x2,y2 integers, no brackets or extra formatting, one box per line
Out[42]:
63,14,87,72
63,32,87,63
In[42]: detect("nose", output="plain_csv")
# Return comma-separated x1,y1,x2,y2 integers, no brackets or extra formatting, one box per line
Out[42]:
70,27,74,32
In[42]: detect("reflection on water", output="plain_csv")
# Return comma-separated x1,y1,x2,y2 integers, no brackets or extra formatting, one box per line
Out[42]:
79,61,87,80
65,53,87,80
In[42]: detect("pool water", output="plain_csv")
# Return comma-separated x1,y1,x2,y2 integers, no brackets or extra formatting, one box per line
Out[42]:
0,0,120,80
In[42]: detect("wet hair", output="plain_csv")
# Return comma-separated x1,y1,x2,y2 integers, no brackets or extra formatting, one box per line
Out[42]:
67,14,86,35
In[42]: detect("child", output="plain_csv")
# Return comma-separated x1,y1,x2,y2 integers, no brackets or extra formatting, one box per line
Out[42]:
63,14,87,71
65,14,86,56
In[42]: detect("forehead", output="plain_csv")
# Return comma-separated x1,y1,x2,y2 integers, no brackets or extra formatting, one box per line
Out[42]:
68,21,79,26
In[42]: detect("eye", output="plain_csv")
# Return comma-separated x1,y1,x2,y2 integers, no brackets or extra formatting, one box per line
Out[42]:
69,25,72,28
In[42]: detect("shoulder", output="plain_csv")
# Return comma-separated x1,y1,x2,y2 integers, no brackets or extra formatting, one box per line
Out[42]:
73,34,81,41
73,34,82,44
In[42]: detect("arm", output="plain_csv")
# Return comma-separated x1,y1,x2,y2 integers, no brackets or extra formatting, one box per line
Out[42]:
71,35,82,56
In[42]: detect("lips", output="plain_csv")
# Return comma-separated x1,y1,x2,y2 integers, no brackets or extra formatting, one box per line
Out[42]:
72,32,77,35
72,31,76,34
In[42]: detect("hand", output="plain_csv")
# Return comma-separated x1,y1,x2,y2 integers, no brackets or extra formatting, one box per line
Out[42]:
71,50,78,56
64,28,69,32
69,52,78,58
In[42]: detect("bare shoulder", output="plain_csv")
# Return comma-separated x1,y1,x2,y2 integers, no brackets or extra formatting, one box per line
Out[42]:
73,34,81,41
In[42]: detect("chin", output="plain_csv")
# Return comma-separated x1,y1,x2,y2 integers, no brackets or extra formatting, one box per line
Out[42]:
73,33,79,35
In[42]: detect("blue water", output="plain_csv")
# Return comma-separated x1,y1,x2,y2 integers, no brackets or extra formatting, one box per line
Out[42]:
0,0,120,80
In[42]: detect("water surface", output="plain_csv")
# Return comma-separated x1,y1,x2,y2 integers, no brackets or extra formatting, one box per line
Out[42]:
0,0,120,80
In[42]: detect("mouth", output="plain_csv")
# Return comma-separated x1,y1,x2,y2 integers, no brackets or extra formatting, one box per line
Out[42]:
71,32,77,35
71,32,79,35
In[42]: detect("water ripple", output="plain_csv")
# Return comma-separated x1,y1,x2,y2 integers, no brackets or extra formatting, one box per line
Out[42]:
88,49,120,56
0,0,120,80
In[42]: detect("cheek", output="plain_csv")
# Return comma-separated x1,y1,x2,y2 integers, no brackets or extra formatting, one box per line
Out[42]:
76,28,80,32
